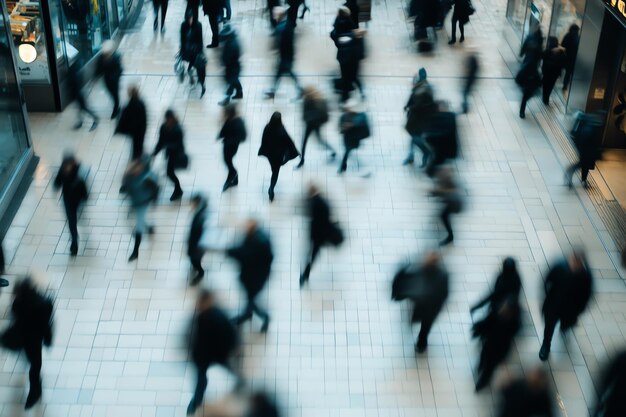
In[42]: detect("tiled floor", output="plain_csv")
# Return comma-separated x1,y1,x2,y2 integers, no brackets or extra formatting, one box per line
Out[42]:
2,0,626,416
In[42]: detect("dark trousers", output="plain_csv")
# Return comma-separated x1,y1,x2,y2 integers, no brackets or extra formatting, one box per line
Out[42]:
269,161,281,193
565,161,589,184
563,65,573,90
131,135,144,160
64,203,79,248
542,313,559,349
440,206,453,239
520,89,534,116
542,75,558,104
302,240,322,279
237,294,270,324
192,359,240,407
104,78,120,114
301,125,335,160
207,13,220,46
186,3,199,21
76,94,98,123
339,146,355,172
225,74,243,97
451,16,464,40
417,314,435,345
186,59,207,86
272,61,302,93
152,0,168,27
287,4,300,24
166,159,182,193
223,0,232,20
24,342,42,399
189,250,204,275
462,81,475,113
223,143,239,182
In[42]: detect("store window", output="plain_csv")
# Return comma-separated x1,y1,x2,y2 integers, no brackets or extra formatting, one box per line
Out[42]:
60,0,110,67
0,5,30,191
7,0,52,83
507,0,528,36
523,0,555,40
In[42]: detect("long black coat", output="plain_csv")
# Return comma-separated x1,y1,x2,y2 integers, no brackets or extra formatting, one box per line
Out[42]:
188,200,207,257
258,123,299,166
180,20,203,62
191,306,239,366
392,263,449,323
308,194,333,245
218,117,247,147
96,53,123,86
472,268,521,314
594,350,626,417
221,33,241,79
340,111,370,149
116,96,147,142
542,259,592,329
275,20,296,63
571,113,602,170
425,111,459,161
202,0,224,16
561,31,579,69
497,378,554,417
541,47,566,82
54,162,88,209
227,229,274,298
473,298,521,371
3,285,54,351
154,123,185,161
451,0,471,21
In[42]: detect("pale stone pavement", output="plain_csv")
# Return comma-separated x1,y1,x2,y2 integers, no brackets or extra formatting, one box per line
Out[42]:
1,0,625,416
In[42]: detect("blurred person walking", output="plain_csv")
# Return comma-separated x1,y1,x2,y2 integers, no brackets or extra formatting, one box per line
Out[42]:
120,157,159,262
565,111,603,188
218,103,247,192
296,86,335,169
202,0,224,48
561,24,580,93
331,7,357,46
228,220,274,332
539,249,593,361
187,0,201,21
299,184,344,287
593,349,626,417
495,368,554,417
541,36,566,105
152,109,188,202
68,66,98,131
258,112,299,202
336,29,367,102
470,257,522,317
461,50,479,113
180,10,207,97
338,101,371,175
0,278,53,409
218,24,243,106
286,0,304,24
516,28,543,119
188,194,208,286
53,154,89,257
431,165,463,245
424,101,459,177
403,68,436,167
152,0,169,32
187,290,243,415
96,41,123,119
448,0,473,44
115,85,147,160
392,251,449,353
264,7,302,99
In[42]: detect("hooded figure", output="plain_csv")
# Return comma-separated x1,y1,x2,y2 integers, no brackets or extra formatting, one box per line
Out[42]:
188,194,208,286
539,250,593,361
403,68,436,167
115,85,148,160
338,101,371,174
541,36,566,105
392,252,449,353
218,103,247,192
95,41,123,119
53,154,89,256
593,350,626,417
228,220,274,332
218,24,243,105
296,86,335,169
496,369,554,417
258,112,299,201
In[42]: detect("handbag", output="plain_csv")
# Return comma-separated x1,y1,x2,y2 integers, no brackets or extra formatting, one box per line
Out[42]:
327,222,344,246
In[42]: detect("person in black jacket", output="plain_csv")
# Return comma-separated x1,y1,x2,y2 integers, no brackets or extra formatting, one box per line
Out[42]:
593,350,626,417
424,101,459,177
330,7,357,46
188,194,208,286
218,103,247,192
218,24,243,106
180,10,207,97
258,112,299,201
338,102,371,174
496,368,554,417
228,220,273,332
462,50,479,113
153,110,186,201
336,29,366,102
264,8,302,99
115,85,147,161
96,41,123,119
53,154,88,257
517,28,543,119
300,184,342,287
201,0,224,48
431,165,463,246
1,278,53,409
561,24,579,93
539,250,593,361
565,111,603,188
541,36,566,105
448,0,471,44
186,0,201,21
68,65,98,131
470,257,522,317
187,290,243,415
152,0,169,32
296,86,335,169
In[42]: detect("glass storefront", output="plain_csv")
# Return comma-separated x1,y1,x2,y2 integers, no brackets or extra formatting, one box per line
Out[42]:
524,0,555,39
550,0,585,41
8,0,51,82
507,0,528,35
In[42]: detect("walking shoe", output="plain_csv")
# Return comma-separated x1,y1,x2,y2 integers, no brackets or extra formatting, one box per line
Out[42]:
539,344,550,361
89,120,99,132
260,317,270,333
206,43,218,48
448,39,456,45
415,338,427,353
190,272,204,286
519,111,525,119
232,92,243,100
402,156,414,166
187,399,199,415
439,235,454,246
200,84,206,98
147,225,156,235
170,189,183,201
128,251,139,262
25,390,41,410
73,121,83,130
264,90,275,99
70,242,78,257
459,35,465,43
294,159,304,170
268,188,275,202
218,96,230,106
161,25,166,34
153,18,158,31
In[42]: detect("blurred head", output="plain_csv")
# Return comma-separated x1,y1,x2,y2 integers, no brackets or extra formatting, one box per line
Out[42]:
196,289,216,311
567,249,586,272
185,9,195,24
127,85,140,99
418,67,427,82
245,219,258,235
502,257,517,274
128,157,148,175
435,164,455,186
546,36,559,50
14,277,35,299
302,86,322,100
569,24,580,34
307,182,319,197
190,193,206,211
61,153,78,174
338,6,351,17
223,102,238,120
273,6,286,22
436,100,450,112
423,251,441,268
269,111,282,125
164,109,178,126
526,367,549,390
101,40,115,57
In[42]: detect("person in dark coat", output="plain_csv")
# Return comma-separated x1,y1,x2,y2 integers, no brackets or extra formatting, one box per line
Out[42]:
473,294,521,391
187,290,243,415
218,103,247,192
264,8,303,99
448,0,471,44
336,29,366,102
539,250,593,361
258,112,299,202
462,50,479,113
95,41,123,119
403,68,436,167
180,10,207,97
296,86,335,169
286,0,304,24
1,278,53,409
593,349,626,417
68,65,98,131
410,0,440,40
228,220,274,332
115,85,147,161
188,194,208,286
561,24,579,93
392,251,449,353
565,111,603,188
186,0,201,21
496,368,554,417
300,184,343,287
541,36,566,105
53,154,88,257
424,101,459,177
517,28,543,119
202,0,224,48
331,7,357,46
470,257,522,316
121,157,159,262
344,0,360,27
431,165,463,246
152,0,169,32
152,109,186,202
218,24,243,106
266,0,281,28
338,102,371,174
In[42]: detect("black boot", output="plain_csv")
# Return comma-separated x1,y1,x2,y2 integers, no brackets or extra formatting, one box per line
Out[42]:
25,386,41,410
128,233,142,262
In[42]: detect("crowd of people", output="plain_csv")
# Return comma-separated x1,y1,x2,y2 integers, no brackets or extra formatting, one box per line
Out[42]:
0,0,623,416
